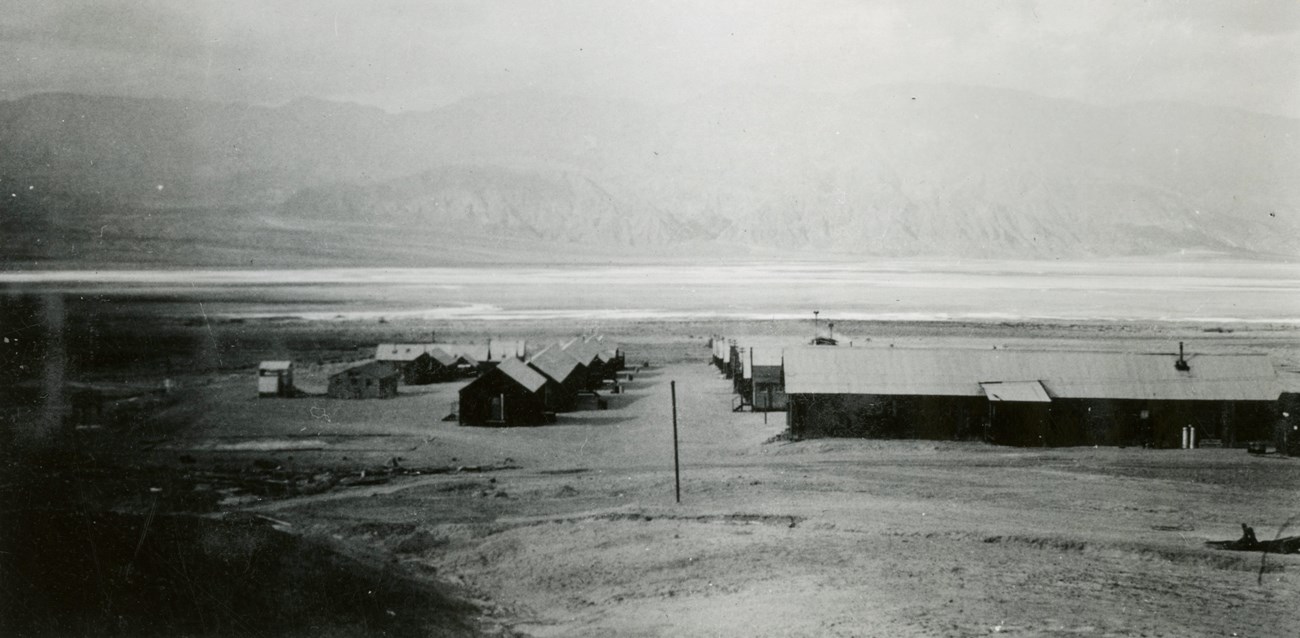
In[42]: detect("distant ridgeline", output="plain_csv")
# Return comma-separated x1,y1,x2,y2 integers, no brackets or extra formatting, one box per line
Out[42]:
2,87,1297,266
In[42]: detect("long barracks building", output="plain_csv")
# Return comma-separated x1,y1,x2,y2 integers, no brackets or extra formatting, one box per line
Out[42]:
783,346,1281,448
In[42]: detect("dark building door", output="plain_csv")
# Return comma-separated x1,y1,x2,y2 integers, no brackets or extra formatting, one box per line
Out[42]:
490,394,505,422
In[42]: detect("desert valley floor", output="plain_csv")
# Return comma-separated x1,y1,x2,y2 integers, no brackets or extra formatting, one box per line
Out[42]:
4,311,1299,637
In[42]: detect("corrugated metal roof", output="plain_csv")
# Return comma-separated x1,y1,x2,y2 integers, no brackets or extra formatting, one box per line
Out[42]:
259,361,293,371
562,340,601,367
375,344,435,361
783,347,1280,401
981,381,1052,403
426,347,457,367
331,361,397,380
430,343,489,362
495,358,549,393
750,346,785,367
528,346,581,384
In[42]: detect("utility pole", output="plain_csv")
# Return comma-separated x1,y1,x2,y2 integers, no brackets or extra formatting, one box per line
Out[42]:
671,380,681,504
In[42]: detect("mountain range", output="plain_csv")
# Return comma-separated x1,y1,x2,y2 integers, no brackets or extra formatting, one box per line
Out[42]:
1,85,1296,267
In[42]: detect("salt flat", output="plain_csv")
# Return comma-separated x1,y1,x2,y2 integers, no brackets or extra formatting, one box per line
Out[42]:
4,259,1299,323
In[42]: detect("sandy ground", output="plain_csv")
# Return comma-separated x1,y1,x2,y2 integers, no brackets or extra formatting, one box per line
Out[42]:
138,352,1299,637
17,315,1296,637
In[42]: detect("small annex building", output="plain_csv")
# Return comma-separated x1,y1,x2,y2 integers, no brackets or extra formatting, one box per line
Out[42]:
327,361,399,399
459,358,552,426
784,347,1280,448
258,361,294,398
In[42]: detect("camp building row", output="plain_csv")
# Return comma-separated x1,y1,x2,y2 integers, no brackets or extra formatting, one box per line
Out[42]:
458,336,624,426
328,339,526,399
781,346,1282,448
711,336,790,412
714,331,859,412
374,339,527,384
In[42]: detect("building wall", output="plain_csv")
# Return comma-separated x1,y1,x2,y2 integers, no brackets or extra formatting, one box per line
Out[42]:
327,374,397,399
788,394,985,440
788,393,1276,447
538,378,568,413
257,370,293,397
752,366,785,411
753,383,788,411
258,375,281,396
388,356,453,385
555,374,585,411
1278,393,1300,455
583,364,605,390
734,377,752,402
1046,398,1275,448
459,372,548,426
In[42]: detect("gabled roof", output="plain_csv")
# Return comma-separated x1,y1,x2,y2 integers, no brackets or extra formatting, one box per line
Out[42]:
783,347,1280,402
423,347,456,367
528,346,581,385
562,340,601,367
493,358,549,393
375,344,434,362
259,361,293,371
430,343,489,363
331,361,398,380
547,344,587,368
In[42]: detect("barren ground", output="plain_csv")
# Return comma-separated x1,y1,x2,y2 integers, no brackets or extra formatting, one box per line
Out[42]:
162,343,1300,635
7,315,1300,637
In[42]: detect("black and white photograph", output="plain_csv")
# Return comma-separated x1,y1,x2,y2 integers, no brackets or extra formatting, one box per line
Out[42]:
2,2,1298,636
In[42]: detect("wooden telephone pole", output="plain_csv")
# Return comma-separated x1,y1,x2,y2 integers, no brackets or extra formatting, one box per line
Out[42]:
671,380,680,504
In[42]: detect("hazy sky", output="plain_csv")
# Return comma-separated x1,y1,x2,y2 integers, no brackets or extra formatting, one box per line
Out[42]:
2,1,1297,116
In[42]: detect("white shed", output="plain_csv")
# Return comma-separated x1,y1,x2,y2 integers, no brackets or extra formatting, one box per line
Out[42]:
258,361,294,397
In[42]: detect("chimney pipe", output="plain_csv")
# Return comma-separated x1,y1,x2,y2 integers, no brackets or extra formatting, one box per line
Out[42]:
1175,341,1190,371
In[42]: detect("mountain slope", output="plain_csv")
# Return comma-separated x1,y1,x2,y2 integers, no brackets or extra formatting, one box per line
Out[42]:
1,86,1296,266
